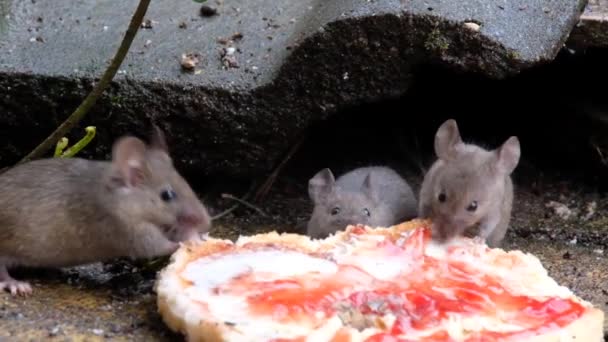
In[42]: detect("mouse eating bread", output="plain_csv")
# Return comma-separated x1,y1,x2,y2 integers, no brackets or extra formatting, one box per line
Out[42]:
418,119,520,247
0,125,211,296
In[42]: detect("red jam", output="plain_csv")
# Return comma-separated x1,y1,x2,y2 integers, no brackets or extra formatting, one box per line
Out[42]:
351,225,367,235
246,264,376,321
231,227,585,340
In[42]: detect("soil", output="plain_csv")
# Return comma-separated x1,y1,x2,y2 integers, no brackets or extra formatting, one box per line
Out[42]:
1,164,606,340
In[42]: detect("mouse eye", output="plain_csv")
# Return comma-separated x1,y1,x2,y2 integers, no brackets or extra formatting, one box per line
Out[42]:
330,207,340,215
160,189,177,202
362,208,371,217
466,201,478,212
438,193,447,203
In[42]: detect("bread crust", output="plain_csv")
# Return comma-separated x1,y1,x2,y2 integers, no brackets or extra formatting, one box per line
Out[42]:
155,219,605,342
524,308,604,342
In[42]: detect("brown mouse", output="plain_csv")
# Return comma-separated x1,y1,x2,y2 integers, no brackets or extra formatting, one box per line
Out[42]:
0,126,211,296
418,119,520,247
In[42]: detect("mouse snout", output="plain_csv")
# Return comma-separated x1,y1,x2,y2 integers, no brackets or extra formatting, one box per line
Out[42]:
331,210,369,229
332,218,354,230
177,204,211,231
431,216,464,242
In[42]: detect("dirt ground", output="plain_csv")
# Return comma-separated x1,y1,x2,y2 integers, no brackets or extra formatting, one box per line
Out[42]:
0,170,606,341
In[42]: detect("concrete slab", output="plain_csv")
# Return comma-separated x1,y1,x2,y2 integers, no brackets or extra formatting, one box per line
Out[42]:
0,0,588,85
0,0,587,178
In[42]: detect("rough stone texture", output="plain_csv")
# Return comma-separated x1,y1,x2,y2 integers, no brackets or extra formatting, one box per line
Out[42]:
0,0,587,178
569,0,608,48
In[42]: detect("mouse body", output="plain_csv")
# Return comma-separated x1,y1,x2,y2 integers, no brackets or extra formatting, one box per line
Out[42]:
0,126,211,295
306,166,417,239
418,119,520,247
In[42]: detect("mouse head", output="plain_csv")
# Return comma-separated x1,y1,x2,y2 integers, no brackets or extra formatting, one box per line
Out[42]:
106,125,211,243
306,168,381,238
428,119,520,241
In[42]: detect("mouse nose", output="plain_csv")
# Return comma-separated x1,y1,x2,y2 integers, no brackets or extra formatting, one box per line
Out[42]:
178,205,211,231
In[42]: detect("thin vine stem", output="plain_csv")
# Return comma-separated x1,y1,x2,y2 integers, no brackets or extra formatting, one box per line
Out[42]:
18,0,152,164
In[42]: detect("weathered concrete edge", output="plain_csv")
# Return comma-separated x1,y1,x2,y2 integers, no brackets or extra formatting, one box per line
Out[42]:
0,12,581,179
568,11,608,48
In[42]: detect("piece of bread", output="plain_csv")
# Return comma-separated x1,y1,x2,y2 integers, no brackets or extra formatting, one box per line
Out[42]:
155,219,605,341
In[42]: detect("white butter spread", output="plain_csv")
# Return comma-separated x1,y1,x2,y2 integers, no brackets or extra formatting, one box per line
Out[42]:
169,230,583,340
182,249,338,292
179,249,340,340
335,254,411,280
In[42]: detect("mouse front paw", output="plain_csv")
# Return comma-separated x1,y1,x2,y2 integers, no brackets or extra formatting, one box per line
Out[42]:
0,278,32,296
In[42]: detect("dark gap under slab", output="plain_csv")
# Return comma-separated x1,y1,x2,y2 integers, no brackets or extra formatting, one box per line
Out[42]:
281,46,608,195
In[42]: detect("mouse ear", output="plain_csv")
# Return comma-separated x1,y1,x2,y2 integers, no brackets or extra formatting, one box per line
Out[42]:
149,124,169,153
494,136,521,175
361,172,379,204
308,168,335,203
434,119,463,161
111,136,149,187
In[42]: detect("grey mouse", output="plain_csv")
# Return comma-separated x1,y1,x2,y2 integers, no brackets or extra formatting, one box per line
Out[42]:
418,119,521,247
306,166,418,239
0,126,211,296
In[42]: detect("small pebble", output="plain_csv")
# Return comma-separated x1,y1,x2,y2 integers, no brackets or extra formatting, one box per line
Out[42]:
220,47,239,68
200,5,218,17
140,19,153,29
463,22,480,32
562,251,572,259
582,201,596,220
545,201,574,220
92,329,104,336
181,53,200,71
49,326,61,337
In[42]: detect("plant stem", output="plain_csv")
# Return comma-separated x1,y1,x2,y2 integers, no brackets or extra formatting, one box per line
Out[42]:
54,138,69,157
221,193,268,217
60,126,97,158
211,183,257,220
254,133,306,202
18,0,152,164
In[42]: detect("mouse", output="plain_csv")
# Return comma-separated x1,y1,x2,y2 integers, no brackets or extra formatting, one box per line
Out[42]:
418,119,521,247
306,166,418,239
0,125,211,296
